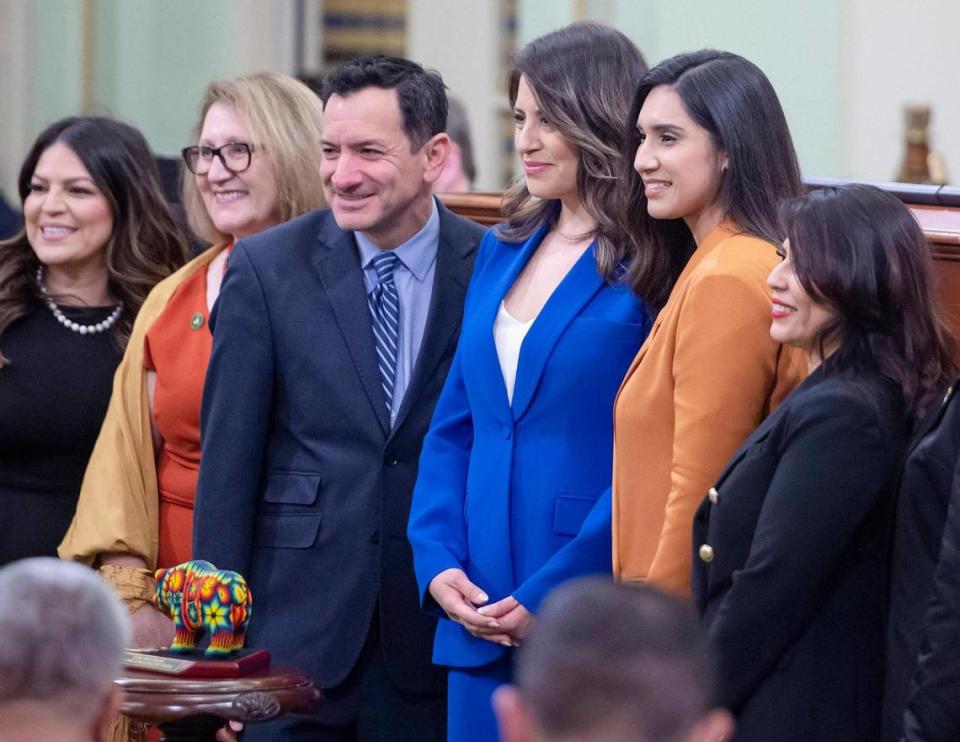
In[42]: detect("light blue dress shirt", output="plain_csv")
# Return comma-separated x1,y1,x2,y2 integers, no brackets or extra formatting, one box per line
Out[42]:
355,198,440,425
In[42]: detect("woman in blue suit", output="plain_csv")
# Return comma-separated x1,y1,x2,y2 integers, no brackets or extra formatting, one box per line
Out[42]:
408,22,650,742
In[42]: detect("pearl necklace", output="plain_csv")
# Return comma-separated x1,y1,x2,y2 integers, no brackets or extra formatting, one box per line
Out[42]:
35,266,122,335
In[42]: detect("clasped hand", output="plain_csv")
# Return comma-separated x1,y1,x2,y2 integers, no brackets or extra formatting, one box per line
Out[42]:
428,568,532,646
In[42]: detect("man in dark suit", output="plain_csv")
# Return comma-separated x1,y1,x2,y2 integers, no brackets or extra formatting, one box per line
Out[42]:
193,55,484,741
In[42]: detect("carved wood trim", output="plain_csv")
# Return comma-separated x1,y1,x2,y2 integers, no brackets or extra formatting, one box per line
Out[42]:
438,192,505,226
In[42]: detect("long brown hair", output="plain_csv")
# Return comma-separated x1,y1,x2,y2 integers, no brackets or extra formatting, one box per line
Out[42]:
0,116,188,365
498,22,647,279
783,185,955,416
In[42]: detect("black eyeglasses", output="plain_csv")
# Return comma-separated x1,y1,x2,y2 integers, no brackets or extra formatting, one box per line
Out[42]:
181,142,255,175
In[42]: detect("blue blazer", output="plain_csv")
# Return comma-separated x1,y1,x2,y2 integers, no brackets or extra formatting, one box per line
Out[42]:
408,224,651,668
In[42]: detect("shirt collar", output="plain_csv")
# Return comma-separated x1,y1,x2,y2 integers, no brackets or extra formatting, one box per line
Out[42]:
355,198,440,283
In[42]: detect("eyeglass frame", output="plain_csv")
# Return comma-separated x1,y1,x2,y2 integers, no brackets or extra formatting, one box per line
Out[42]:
181,142,256,175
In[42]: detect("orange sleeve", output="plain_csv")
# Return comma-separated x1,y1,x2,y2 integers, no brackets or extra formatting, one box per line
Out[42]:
142,327,155,371
646,269,782,595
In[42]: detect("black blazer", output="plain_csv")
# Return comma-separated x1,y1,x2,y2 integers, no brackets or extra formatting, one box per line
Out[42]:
193,203,483,694
693,367,907,742
886,377,960,741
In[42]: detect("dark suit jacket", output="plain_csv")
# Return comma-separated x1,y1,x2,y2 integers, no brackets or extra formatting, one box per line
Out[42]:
193,203,483,694
693,367,907,742
0,193,21,240
886,377,960,741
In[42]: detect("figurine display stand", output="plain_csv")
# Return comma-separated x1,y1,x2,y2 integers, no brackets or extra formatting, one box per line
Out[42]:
117,660,321,741
115,560,321,740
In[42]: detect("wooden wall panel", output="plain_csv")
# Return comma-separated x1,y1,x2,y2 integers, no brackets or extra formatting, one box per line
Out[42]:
920,206,960,344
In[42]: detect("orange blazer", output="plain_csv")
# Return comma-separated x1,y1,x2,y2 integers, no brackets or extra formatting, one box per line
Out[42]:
612,221,807,595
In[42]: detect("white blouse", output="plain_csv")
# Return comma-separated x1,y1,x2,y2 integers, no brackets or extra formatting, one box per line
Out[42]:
493,301,535,404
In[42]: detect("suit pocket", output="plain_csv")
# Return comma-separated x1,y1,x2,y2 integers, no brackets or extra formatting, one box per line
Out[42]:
254,514,322,548
263,470,321,505
553,494,595,536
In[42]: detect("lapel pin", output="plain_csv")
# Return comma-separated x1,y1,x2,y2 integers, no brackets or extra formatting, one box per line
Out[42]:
191,313,204,331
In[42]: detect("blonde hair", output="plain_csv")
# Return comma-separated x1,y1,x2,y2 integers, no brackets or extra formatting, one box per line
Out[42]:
182,72,326,244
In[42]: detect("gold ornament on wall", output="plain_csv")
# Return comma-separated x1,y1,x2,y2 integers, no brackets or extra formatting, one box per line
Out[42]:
896,105,949,185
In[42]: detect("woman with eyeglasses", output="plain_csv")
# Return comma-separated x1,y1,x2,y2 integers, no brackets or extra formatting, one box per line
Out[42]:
60,72,325,651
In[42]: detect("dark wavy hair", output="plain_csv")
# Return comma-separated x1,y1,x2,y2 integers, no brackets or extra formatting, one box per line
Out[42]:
0,116,188,365
499,22,647,281
782,184,955,415
623,50,803,309
320,54,447,151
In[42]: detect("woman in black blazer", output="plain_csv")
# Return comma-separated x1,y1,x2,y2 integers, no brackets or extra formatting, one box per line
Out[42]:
692,184,955,742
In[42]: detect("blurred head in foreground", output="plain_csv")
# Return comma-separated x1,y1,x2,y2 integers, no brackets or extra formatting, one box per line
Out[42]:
0,557,131,742
494,578,734,742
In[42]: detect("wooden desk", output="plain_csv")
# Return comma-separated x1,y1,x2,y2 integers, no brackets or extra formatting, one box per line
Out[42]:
116,666,321,741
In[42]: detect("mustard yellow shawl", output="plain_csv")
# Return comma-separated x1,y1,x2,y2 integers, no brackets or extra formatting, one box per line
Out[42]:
59,244,228,570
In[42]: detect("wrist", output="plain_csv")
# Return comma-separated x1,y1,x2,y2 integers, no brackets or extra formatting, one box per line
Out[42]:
99,563,156,612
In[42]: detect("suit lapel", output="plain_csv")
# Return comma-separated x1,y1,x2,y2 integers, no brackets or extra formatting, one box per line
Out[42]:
391,206,479,436
615,221,742,411
511,240,604,420
312,214,391,435
904,376,959,458
620,310,663,379
460,225,549,428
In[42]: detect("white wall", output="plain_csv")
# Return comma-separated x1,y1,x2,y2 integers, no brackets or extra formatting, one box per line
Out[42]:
580,0,844,179
514,0,959,184
842,0,960,182
92,0,295,157
407,0,505,191
0,1,36,197
0,0,295,199
3,0,959,198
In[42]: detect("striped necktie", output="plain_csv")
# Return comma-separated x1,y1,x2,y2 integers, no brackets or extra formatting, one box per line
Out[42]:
368,252,401,414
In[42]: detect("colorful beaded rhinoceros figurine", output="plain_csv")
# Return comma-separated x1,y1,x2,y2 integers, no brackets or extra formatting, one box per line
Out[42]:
151,560,252,657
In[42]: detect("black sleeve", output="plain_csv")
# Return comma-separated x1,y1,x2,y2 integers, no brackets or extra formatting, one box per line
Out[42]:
902,456,960,741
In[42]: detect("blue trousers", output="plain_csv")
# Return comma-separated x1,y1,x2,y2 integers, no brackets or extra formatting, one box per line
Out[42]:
446,653,514,742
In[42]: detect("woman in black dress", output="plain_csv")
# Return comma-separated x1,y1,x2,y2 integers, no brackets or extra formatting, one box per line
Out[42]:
0,117,187,565
692,185,955,741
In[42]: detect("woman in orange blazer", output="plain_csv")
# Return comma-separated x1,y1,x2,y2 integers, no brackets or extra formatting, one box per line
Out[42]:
612,50,808,595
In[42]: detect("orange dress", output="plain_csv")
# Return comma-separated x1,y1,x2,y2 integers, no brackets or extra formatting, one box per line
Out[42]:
143,261,217,568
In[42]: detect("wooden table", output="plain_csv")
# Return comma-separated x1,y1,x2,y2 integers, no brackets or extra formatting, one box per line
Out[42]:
116,665,321,741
